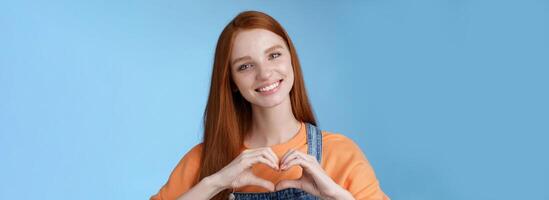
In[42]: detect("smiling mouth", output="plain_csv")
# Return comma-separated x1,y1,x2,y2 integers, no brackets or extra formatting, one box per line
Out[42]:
255,79,283,93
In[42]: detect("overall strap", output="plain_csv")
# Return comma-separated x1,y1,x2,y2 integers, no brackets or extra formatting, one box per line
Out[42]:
305,122,323,163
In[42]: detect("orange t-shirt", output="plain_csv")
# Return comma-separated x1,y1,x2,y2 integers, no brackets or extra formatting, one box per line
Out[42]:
150,122,389,200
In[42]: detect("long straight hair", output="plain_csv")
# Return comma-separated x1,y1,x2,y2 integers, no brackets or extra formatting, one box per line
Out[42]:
199,10,317,200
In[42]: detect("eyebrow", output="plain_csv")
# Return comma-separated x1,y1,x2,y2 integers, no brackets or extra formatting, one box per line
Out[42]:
264,44,284,54
231,44,285,66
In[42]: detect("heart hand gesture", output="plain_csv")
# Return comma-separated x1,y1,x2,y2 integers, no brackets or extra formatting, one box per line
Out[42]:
275,148,355,200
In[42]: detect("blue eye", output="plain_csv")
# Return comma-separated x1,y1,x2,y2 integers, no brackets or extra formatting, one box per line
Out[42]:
238,63,252,71
269,52,281,60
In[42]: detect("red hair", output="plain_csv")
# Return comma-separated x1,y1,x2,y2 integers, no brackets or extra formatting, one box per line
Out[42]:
199,10,317,200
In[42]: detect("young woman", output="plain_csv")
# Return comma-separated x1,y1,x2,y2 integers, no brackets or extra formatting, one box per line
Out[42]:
150,10,389,200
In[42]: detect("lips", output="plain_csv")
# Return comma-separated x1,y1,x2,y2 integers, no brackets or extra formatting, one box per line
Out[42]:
255,79,283,92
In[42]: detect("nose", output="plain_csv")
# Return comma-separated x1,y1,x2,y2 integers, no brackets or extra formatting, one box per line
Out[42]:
256,64,273,81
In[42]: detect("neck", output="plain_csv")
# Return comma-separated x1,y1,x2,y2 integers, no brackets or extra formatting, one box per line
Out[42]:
246,96,301,148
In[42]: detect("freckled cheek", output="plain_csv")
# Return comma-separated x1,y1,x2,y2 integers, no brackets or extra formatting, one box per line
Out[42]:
232,75,255,91
272,59,293,73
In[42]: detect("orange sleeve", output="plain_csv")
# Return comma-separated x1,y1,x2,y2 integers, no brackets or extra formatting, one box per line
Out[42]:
323,133,390,200
150,143,203,200
347,162,390,200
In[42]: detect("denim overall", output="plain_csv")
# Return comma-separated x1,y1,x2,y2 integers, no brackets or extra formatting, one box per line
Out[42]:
229,122,323,200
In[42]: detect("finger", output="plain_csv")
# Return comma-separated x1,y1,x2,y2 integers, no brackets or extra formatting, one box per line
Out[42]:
281,150,308,167
250,155,279,170
293,149,315,162
262,152,279,170
280,148,296,163
245,174,275,192
255,148,279,169
281,151,299,165
281,157,312,171
245,150,279,170
265,148,279,167
283,150,316,166
280,148,298,165
275,179,302,191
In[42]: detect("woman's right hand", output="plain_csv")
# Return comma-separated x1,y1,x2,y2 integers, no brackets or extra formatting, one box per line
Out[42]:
210,147,280,192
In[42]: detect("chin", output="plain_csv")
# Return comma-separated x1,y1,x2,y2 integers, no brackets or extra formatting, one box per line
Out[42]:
258,100,284,108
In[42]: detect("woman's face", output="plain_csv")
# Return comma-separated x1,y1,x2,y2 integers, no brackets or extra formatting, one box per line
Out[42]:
230,28,294,108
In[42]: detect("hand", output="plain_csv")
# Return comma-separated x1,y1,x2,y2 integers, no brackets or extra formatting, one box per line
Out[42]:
211,147,280,192
275,148,354,200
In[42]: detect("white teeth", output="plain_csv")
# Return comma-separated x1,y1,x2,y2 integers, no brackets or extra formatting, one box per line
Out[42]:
258,80,280,92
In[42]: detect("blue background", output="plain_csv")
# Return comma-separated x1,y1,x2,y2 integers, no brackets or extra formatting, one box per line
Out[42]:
1,0,548,199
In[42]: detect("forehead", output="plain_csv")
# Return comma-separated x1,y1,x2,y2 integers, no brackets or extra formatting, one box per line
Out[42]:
231,28,287,57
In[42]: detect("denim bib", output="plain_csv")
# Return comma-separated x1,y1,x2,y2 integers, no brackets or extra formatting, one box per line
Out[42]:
229,122,323,200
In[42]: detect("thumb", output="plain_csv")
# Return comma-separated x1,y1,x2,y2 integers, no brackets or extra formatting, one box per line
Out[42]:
275,179,302,191
244,174,275,192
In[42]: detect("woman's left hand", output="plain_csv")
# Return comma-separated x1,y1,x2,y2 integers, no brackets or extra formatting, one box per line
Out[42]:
275,148,355,200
